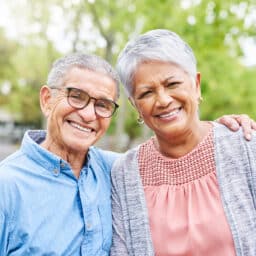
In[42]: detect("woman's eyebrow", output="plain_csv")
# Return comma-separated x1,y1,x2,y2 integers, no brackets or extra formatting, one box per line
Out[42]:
161,75,175,84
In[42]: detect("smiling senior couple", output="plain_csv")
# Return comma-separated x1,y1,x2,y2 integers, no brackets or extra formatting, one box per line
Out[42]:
0,29,256,256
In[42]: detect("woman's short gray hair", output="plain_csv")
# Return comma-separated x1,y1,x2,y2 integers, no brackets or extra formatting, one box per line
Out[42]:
116,29,197,96
47,52,120,98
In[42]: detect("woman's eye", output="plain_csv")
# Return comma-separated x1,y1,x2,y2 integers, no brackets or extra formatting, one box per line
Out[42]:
167,82,179,88
167,82,177,87
138,91,152,99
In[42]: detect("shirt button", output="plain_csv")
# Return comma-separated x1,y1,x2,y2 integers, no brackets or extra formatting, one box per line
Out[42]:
60,162,65,168
86,222,92,230
53,169,59,175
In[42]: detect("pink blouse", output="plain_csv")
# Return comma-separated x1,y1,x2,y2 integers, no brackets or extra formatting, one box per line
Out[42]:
138,129,236,256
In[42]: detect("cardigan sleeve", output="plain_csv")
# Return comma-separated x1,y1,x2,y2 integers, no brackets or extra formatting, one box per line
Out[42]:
213,124,256,255
110,148,154,256
246,131,256,202
110,159,129,256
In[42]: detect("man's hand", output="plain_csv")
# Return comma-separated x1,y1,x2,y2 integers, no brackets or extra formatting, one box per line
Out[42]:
217,114,256,141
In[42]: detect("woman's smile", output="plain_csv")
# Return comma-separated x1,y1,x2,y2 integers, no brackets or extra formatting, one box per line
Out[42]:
155,107,182,120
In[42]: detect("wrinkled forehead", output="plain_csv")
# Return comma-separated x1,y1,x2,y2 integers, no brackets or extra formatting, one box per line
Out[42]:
61,67,118,96
63,67,119,99
57,65,119,99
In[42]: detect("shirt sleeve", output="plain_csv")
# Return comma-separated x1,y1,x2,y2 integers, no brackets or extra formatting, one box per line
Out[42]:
0,211,8,255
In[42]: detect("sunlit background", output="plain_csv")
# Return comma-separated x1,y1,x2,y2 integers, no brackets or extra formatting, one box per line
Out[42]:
0,0,255,159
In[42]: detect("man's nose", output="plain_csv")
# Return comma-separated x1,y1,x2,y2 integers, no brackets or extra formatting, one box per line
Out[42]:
77,101,97,121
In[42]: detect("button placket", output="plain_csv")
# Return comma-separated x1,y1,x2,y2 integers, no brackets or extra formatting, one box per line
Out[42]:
78,176,91,230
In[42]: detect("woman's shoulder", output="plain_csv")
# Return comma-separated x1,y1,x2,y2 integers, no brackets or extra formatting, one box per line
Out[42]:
213,122,256,141
213,122,256,159
110,143,145,183
112,146,139,168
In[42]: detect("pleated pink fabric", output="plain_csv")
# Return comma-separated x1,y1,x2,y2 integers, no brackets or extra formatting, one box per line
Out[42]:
138,130,236,256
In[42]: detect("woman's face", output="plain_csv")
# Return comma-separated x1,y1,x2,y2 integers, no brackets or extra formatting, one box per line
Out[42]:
131,60,201,140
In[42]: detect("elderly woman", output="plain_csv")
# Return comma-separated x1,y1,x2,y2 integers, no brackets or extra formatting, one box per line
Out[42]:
110,29,256,256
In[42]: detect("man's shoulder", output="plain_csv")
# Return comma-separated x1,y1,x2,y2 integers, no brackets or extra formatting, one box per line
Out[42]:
0,149,31,187
0,150,24,174
0,151,27,211
90,146,121,159
89,146,122,169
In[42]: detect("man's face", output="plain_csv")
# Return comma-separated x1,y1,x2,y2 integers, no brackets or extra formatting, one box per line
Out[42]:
40,67,117,156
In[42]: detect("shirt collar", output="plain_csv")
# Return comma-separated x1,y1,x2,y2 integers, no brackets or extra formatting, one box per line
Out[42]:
21,130,90,177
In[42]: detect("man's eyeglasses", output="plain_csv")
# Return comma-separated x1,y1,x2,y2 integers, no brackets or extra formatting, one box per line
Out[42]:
50,87,119,118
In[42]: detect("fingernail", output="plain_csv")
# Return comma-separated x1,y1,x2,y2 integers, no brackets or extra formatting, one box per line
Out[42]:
246,134,251,141
231,124,239,130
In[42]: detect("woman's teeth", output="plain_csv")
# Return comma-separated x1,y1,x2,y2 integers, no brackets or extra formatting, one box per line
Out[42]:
159,108,180,118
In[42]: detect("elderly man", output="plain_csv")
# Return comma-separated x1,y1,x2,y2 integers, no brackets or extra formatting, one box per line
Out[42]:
0,53,120,255
0,52,255,255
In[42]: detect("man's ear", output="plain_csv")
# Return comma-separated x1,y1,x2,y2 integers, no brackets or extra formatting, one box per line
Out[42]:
40,85,52,117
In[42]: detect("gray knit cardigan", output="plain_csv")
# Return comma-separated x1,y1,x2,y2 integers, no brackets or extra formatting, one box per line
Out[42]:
110,123,256,256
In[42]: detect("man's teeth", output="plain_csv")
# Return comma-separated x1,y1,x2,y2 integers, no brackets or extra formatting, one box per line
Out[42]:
159,109,180,118
71,122,92,132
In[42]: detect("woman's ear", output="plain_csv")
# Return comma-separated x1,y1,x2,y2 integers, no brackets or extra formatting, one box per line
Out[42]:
128,96,135,107
196,72,201,90
195,72,202,100
128,96,143,122
40,85,52,117
128,96,141,114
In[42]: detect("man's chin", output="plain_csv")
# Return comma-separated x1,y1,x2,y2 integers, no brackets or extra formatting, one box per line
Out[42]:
69,137,99,151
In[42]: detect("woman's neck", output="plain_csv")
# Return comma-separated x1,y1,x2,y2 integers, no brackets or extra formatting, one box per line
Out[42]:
154,121,212,159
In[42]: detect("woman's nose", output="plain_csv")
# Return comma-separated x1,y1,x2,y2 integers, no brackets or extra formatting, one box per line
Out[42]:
156,90,173,107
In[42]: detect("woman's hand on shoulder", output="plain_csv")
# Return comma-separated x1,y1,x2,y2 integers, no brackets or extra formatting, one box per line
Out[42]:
216,114,256,141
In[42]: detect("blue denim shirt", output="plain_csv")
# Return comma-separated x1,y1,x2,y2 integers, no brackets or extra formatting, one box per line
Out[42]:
0,130,120,255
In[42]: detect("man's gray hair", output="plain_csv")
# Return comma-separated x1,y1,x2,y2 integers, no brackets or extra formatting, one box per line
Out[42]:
47,52,120,98
116,29,197,96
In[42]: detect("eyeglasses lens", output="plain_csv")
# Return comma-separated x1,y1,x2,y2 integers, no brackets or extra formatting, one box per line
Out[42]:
67,88,117,118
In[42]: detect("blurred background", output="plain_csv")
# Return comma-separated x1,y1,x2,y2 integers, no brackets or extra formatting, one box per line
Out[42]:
0,0,255,160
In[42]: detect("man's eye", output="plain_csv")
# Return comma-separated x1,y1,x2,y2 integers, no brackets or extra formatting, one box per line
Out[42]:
69,90,84,100
68,88,79,96
96,100,110,109
70,93,81,99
